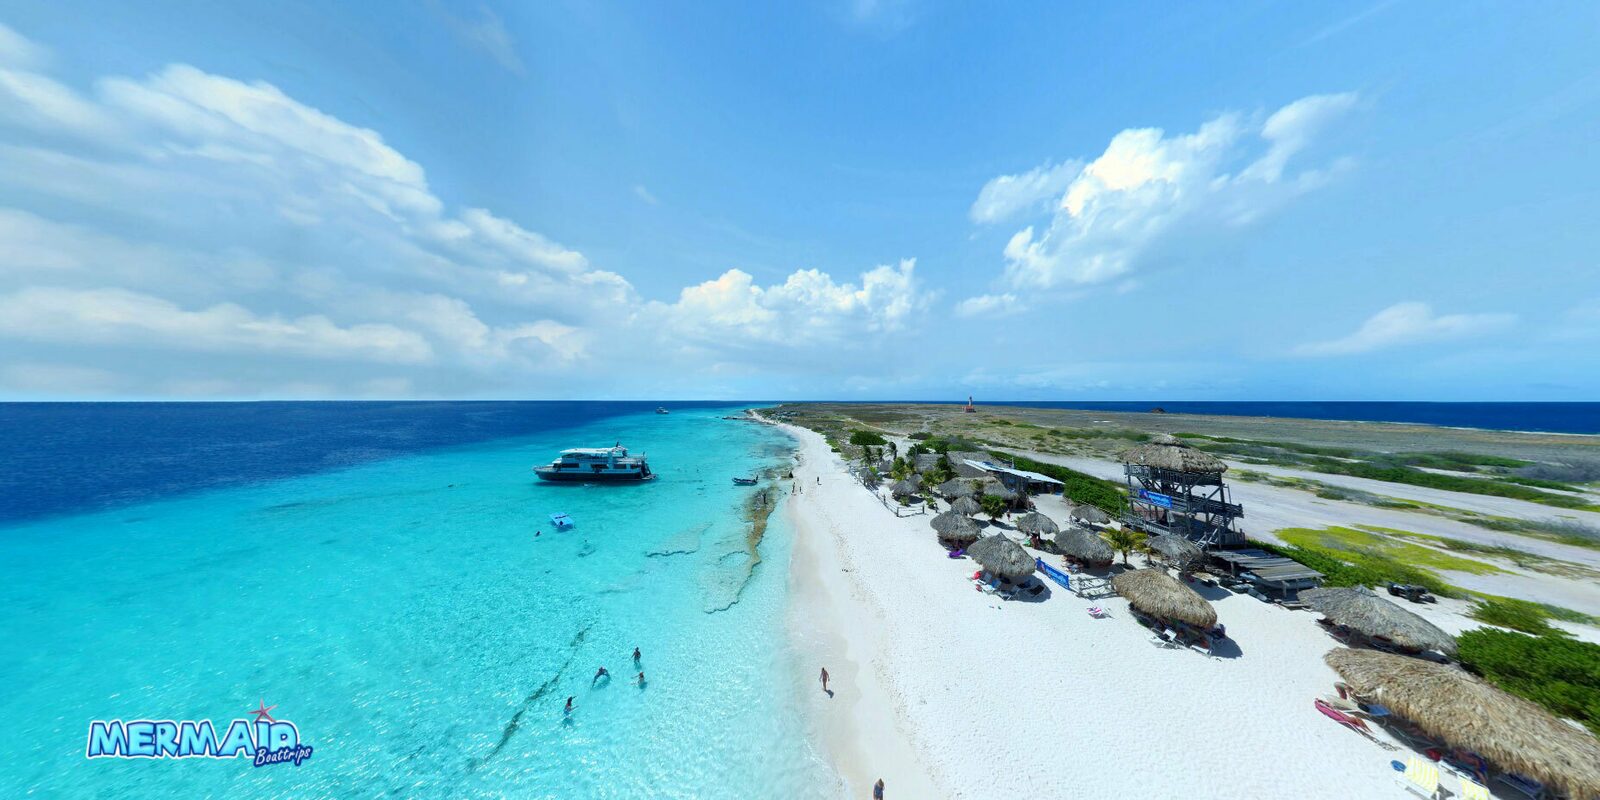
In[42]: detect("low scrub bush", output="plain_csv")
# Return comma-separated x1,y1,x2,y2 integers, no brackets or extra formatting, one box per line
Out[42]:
1456,628,1600,736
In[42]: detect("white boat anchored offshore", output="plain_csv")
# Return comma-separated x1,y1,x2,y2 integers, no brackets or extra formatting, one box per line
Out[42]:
534,444,654,483
655,407,670,414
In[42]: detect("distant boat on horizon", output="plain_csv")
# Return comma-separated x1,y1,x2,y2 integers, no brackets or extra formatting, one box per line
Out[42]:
656,407,670,414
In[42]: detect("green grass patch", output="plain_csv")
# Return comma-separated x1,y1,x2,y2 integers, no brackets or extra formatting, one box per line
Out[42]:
1469,597,1568,637
987,450,1126,514
1456,628,1600,736
1302,457,1596,510
1250,536,1463,598
1278,526,1503,576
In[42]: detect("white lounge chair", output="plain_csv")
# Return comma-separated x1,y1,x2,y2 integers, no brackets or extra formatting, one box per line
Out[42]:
1396,756,1441,800
1459,780,1490,800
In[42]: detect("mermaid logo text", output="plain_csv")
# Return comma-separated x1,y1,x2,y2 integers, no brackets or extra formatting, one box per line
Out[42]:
86,700,313,767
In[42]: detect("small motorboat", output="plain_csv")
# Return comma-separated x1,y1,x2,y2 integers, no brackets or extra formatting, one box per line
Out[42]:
655,407,670,414
549,512,575,530
731,477,758,486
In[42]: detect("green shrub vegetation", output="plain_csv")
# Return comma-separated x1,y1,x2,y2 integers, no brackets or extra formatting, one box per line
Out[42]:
1468,597,1570,637
1248,538,1462,598
987,450,1126,514
1277,526,1503,575
1302,457,1593,510
1456,628,1600,736
848,430,888,447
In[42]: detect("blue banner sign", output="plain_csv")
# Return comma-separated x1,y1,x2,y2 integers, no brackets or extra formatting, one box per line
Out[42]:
1139,489,1173,509
1036,558,1071,590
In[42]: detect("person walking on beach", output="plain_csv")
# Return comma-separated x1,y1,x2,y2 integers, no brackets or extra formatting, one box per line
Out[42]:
873,778,885,799
819,667,830,695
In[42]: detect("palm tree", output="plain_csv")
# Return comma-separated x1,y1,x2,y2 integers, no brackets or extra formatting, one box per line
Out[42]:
1103,527,1146,566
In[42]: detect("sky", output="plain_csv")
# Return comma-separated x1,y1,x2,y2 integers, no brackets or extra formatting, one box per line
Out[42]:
0,1,1597,401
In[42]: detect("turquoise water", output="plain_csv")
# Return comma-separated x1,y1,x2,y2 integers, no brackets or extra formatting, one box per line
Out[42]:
0,408,830,797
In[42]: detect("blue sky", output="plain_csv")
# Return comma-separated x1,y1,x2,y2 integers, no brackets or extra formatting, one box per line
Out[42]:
0,1,1596,400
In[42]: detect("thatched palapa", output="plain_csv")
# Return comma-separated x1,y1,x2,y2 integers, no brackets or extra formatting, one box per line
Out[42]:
890,478,920,499
967,535,1037,582
931,511,982,548
950,495,983,517
1121,434,1226,474
1053,527,1114,566
1325,648,1600,799
1015,512,1059,536
937,478,976,500
1145,533,1205,569
1112,568,1217,628
1301,587,1457,656
1069,504,1111,526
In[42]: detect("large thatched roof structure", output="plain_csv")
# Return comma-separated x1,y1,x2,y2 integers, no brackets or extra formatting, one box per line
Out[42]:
1145,533,1205,569
890,478,920,499
931,511,982,548
1053,527,1114,566
937,478,976,500
1121,434,1226,474
1111,568,1217,628
1069,504,1111,526
1301,587,1457,655
967,535,1037,581
975,477,1017,501
1325,648,1600,799
950,495,983,516
1015,512,1059,536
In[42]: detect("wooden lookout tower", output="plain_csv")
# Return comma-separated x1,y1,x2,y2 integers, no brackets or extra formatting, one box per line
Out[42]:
1120,434,1243,548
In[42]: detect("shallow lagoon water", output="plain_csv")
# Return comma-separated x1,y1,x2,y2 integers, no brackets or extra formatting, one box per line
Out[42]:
0,406,830,797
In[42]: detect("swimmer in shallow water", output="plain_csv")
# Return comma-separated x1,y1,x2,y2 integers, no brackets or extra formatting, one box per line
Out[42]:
564,696,574,715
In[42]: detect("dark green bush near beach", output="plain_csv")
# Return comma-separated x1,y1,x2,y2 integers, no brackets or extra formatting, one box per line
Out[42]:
848,430,888,447
988,450,1125,514
1456,628,1600,736
1246,539,1461,599
1469,597,1569,637
1302,458,1592,509
908,431,932,440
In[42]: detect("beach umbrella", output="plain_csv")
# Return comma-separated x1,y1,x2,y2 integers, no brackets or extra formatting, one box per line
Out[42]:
1111,569,1217,628
930,511,982,548
1015,512,1059,536
890,478,920,499
1301,587,1457,656
1053,527,1114,566
1145,533,1205,571
967,535,1037,582
1325,648,1600,799
1120,434,1227,474
950,496,982,517
937,478,976,500
1069,504,1112,527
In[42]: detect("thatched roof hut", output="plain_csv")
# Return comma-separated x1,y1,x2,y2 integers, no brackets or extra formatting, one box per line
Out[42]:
975,477,1018,501
1053,527,1114,566
1121,434,1226,474
968,535,1037,582
1301,587,1457,656
937,478,976,500
1111,569,1217,628
950,495,982,516
1145,533,1205,569
931,511,982,548
1069,504,1111,526
1015,512,1059,536
890,478,920,499
1325,648,1600,799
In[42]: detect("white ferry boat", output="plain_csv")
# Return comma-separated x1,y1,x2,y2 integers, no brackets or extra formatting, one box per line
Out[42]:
533,444,654,482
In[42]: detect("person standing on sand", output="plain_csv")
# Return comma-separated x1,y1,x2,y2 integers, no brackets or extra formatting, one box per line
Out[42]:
873,778,885,799
819,667,830,694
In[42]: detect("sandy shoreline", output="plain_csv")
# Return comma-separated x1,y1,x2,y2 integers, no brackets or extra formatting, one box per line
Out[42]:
766,414,1525,799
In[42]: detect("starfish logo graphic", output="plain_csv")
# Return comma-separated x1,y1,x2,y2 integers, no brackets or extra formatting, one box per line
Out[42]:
249,699,277,724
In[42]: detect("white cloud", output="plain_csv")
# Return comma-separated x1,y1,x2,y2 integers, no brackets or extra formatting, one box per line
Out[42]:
0,287,434,363
953,293,1020,318
437,4,526,76
965,93,1358,309
633,184,659,205
1294,302,1515,356
969,159,1081,224
0,21,46,69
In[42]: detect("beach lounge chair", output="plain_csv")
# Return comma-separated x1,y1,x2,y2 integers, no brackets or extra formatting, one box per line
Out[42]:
1315,699,1396,750
1395,755,1441,799
1459,780,1490,800
1494,772,1551,799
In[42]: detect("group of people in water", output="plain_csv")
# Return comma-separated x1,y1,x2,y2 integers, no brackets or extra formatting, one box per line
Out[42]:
563,647,645,716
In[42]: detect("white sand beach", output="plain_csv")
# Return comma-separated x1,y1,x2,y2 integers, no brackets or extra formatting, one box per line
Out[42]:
774,418,1513,800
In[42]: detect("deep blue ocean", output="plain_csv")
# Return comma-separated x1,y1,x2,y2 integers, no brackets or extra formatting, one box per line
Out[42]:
0,402,834,798
955,401,1600,435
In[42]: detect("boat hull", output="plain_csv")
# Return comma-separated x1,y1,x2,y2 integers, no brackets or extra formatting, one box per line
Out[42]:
535,469,654,483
